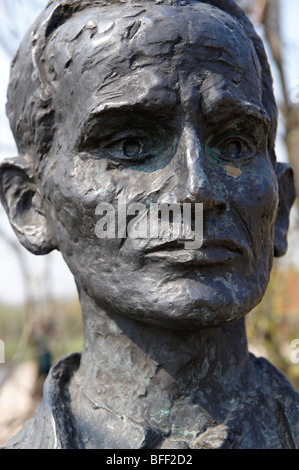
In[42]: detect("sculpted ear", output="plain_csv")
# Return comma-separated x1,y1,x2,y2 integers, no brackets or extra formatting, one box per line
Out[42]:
0,157,57,255
274,162,297,257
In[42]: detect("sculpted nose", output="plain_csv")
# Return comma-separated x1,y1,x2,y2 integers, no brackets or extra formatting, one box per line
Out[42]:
180,125,226,212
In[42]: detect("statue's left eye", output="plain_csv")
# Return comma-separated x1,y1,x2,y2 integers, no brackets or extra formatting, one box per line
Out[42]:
123,139,142,159
223,138,252,159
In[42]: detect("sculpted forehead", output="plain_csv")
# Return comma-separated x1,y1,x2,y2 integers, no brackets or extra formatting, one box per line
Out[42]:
48,3,263,131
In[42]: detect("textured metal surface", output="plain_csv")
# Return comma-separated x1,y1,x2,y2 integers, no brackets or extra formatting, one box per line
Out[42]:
0,0,298,449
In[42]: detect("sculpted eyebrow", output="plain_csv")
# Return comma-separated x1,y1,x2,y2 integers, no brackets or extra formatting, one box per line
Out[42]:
80,109,128,136
81,100,178,130
77,101,177,144
202,98,270,128
76,102,176,150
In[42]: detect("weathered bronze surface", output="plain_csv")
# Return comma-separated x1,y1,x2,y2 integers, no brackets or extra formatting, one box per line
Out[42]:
0,0,298,449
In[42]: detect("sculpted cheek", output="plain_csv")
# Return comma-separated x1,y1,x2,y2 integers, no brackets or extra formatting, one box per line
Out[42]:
210,159,278,262
223,165,243,179
221,158,278,219
247,167,279,226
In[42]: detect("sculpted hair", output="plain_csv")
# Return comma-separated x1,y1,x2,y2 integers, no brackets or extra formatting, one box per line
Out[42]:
6,0,277,174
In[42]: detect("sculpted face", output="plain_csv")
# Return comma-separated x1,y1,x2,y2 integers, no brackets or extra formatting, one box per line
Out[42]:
40,4,279,328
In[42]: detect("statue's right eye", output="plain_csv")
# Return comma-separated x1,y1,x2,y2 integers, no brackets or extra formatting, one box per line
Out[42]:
122,139,142,159
79,118,178,168
102,134,148,163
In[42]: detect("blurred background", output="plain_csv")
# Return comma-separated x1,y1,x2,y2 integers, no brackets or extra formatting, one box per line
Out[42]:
0,0,298,446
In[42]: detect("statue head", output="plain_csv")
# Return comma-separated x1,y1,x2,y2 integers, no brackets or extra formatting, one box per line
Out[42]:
0,0,296,329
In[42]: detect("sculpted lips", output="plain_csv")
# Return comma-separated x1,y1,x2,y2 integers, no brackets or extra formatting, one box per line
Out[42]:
144,238,247,266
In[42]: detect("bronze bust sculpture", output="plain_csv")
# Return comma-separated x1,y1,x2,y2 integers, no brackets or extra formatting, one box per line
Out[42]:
0,0,298,449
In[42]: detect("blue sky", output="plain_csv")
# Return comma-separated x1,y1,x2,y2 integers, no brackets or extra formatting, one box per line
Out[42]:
0,0,298,304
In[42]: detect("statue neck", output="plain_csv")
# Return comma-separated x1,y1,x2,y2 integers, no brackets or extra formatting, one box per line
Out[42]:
76,290,250,400
68,290,252,446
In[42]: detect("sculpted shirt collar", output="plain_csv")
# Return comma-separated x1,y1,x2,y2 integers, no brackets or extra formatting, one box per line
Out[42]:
4,352,299,450
5,353,81,450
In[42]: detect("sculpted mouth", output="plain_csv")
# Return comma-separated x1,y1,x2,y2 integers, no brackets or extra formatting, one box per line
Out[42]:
144,238,246,265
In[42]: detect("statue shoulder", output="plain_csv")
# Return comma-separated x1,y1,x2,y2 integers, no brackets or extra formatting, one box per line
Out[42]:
249,352,299,448
3,352,81,449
